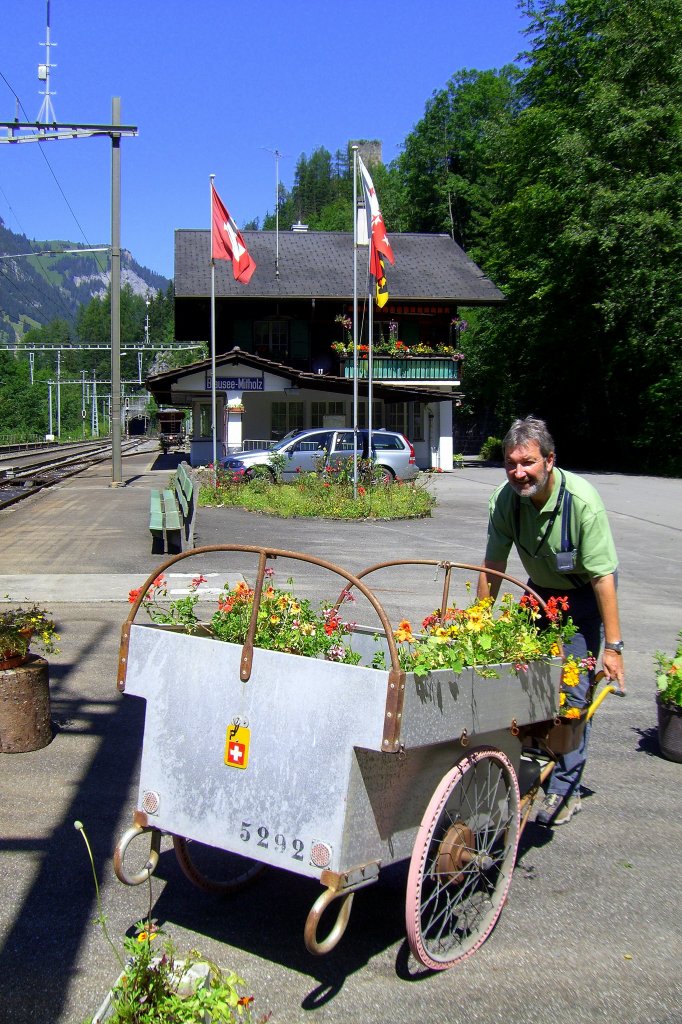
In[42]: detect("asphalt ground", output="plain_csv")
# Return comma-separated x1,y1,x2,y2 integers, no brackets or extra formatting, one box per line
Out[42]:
0,445,681,1024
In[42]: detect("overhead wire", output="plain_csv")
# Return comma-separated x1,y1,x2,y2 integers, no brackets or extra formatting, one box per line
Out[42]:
0,69,110,330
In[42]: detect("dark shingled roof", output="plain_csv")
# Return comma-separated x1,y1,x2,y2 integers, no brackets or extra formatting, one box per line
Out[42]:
175,229,505,304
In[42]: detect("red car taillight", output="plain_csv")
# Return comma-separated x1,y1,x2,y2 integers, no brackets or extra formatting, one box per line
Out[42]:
403,435,416,464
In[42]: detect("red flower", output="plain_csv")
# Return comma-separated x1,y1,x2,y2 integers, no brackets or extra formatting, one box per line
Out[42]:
128,588,141,604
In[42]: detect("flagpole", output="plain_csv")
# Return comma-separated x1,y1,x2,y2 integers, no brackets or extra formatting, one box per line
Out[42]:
352,146,359,498
368,251,373,467
209,174,218,485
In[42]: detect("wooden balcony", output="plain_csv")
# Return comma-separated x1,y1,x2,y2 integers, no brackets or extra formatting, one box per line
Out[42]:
339,355,462,383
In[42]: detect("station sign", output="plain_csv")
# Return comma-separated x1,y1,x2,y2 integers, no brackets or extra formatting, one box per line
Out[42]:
204,374,264,392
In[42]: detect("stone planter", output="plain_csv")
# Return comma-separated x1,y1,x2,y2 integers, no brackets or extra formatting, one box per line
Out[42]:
0,655,52,753
92,959,211,1022
657,694,682,763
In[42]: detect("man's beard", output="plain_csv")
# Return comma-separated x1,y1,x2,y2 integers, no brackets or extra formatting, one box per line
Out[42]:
509,466,550,499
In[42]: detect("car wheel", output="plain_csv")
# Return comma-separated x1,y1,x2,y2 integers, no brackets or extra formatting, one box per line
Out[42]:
245,466,275,482
376,465,395,484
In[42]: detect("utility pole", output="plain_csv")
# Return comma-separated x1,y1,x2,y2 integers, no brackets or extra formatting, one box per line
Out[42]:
110,97,122,484
81,370,86,438
56,348,61,438
1,104,138,479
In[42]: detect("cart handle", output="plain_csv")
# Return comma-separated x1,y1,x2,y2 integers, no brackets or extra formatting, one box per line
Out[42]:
586,671,625,721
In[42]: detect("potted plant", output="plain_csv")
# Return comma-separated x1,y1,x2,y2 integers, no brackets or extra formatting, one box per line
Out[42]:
75,822,268,1023
0,601,60,670
654,632,682,762
0,601,60,753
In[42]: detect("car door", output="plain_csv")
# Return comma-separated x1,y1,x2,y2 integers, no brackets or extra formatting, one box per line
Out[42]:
330,430,365,474
282,431,332,478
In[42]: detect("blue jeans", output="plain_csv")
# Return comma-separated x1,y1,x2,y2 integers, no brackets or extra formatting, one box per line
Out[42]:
530,582,603,798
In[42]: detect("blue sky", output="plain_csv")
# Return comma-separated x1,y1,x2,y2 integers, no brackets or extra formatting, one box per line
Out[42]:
1,1,528,281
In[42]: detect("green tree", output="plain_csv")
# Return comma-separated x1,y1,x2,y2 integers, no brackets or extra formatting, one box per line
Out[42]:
469,0,682,472
397,68,519,248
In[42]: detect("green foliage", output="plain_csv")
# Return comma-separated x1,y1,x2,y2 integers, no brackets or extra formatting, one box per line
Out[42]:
655,632,682,708
133,572,362,665
479,437,504,462
468,0,682,471
198,468,436,520
0,284,177,439
396,67,520,247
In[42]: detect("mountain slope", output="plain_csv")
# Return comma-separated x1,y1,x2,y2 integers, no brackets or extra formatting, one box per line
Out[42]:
0,219,169,344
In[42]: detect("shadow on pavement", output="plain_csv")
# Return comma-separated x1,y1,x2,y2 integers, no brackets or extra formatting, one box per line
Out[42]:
0,632,145,1024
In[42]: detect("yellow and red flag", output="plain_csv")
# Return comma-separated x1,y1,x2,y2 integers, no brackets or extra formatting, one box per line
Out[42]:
358,155,395,306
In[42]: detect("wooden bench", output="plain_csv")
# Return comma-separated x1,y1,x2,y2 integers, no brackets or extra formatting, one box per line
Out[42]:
149,461,196,554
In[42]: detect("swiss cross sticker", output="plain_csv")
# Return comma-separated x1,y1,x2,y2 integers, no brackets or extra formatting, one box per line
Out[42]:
227,741,245,765
224,721,250,770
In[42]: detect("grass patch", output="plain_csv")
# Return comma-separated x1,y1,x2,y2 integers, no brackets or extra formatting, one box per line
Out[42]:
197,468,436,520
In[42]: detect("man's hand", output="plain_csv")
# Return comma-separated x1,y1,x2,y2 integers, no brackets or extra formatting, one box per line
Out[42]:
602,647,626,692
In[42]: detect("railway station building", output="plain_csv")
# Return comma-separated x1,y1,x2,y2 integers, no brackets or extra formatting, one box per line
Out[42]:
145,228,504,469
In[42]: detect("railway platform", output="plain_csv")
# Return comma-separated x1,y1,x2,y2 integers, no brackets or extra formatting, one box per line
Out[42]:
0,451,680,1024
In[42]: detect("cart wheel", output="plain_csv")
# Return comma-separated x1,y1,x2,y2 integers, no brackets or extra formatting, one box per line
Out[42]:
405,747,520,970
173,835,265,894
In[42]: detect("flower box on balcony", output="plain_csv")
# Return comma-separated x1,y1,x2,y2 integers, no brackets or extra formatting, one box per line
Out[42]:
339,355,461,382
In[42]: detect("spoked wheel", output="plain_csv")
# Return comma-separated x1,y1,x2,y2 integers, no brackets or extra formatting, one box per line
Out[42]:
173,835,265,894
405,747,521,970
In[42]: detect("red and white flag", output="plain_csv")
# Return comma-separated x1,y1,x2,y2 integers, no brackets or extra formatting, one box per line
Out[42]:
357,155,395,283
211,184,256,285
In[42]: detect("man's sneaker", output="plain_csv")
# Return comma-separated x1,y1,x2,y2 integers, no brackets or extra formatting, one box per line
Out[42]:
535,792,582,827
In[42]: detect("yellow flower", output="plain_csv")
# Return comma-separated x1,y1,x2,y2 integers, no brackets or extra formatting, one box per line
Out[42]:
550,642,561,657
562,660,580,687
270,615,280,625
562,706,581,719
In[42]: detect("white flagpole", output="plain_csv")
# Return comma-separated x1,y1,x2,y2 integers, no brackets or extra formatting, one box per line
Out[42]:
209,174,218,484
352,146,359,497
368,254,373,466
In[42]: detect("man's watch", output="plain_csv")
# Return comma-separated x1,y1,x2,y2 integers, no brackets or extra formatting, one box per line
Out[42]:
604,640,624,654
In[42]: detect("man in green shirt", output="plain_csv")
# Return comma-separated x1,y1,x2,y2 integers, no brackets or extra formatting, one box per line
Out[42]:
477,417,625,826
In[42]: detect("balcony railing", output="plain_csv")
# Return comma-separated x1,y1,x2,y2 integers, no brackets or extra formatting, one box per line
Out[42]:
340,356,461,382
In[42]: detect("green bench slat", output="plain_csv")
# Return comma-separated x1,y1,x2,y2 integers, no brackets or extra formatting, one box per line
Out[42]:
149,489,164,532
163,489,182,531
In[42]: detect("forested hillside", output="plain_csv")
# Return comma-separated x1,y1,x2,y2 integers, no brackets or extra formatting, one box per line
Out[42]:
0,220,169,345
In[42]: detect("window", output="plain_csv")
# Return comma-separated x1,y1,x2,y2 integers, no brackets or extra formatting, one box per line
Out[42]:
385,402,424,442
254,320,289,358
358,401,383,429
198,403,212,438
311,401,345,427
272,401,304,437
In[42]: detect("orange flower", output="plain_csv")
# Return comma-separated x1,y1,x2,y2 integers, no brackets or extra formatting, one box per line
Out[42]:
395,619,414,643
562,706,581,719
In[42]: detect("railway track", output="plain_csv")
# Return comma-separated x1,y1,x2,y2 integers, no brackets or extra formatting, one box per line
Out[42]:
0,438,150,510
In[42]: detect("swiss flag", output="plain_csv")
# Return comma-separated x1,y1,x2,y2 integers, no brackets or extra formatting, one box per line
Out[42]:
226,740,246,767
211,184,256,284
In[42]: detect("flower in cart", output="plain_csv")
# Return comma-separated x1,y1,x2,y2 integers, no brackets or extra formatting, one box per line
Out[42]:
390,590,577,679
134,570,361,664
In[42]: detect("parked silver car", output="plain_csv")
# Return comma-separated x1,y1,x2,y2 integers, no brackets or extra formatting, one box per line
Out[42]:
222,428,418,482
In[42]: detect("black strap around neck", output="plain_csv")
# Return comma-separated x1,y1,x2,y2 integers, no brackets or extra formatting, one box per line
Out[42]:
513,470,567,558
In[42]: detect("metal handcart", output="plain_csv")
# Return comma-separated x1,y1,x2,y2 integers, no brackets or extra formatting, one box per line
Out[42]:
114,545,617,970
